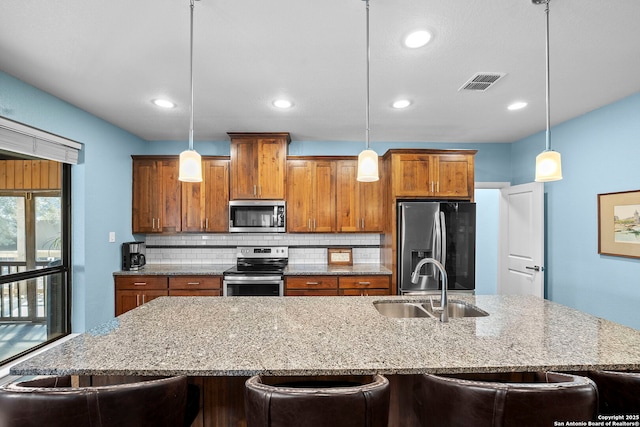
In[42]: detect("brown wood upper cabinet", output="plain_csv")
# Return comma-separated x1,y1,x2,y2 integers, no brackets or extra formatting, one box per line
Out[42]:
229,132,290,200
287,159,336,232
389,151,475,199
335,159,383,232
181,158,229,232
132,157,181,233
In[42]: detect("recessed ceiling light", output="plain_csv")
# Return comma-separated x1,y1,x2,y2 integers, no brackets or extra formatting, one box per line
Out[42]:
404,30,432,48
508,101,528,111
273,99,293,109
152,99,176,109
392,100,411,109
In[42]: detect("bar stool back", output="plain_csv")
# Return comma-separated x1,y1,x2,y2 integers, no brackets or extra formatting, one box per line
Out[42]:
0,375,193,427
245,374,390,427
414,372,597,427
587,370,640,415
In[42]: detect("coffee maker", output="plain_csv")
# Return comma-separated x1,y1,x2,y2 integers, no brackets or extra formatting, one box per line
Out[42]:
122,242,146,271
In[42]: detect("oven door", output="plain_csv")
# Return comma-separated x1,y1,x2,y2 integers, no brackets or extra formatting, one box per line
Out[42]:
223,275,284,296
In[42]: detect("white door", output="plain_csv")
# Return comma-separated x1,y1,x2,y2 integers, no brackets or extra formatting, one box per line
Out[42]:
498,182,544,297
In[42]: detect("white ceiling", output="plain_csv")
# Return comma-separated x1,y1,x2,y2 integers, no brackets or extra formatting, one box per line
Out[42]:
1,0,639,144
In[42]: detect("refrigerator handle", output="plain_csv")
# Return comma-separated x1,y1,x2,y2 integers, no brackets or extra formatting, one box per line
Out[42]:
440,211,447,269
433,213,441,265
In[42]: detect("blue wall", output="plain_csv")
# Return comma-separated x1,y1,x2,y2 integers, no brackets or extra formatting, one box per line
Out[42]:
1,71,146,331
511,92,640,329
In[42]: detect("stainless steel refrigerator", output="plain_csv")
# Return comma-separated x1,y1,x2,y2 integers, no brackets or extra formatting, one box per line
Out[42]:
397,201,476,294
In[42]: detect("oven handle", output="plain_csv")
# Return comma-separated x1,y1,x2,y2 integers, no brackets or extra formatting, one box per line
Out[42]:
223,276,283,284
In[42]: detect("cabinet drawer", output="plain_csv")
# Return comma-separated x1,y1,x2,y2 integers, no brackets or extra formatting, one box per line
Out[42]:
169,289,222,297
338,276,390,290
168,276,221,290
286,289,339,297
339,288,390,296
115,276,168,290
285,276,338,290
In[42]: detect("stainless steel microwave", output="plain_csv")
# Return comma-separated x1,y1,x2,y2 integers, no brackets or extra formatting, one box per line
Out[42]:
229,200,286,233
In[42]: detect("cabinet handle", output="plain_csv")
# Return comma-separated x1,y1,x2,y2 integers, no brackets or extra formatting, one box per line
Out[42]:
133,282,147,286
308,219,311,231
361,218,365,229
253,185,257,196
205,218,209,229
152,218,156,230
158,218,161,229
306,282,320,285
142,294,146,304
313,219,316,230
358,282,371,285
187,282,200,285
136,294,140,306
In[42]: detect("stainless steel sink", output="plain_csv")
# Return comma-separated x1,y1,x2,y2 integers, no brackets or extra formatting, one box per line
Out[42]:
374,300,488,319
373,301,433,318
421,299,489,318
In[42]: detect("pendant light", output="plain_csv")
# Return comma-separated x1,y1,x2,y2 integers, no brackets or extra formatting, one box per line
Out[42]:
356,0,379,182
178,0,203,182
533,0,562,182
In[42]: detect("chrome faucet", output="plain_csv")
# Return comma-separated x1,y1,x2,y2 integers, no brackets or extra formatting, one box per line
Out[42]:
411,258,449,322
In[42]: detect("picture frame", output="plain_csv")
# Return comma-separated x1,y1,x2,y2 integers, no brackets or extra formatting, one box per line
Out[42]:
327,248,353,266
598,189,640,259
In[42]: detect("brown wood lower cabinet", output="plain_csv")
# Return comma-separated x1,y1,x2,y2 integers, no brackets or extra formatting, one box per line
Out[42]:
115,275,222,315
285,275,390,296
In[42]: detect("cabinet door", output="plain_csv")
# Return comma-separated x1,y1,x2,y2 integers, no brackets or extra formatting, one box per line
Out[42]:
358,175,384,232
392,154,434,197
312,160,336,232
181,178,204,232
159,159,182,233
286,160,314,232
204,160,230,232
132,159,161,233
132,158,181,233
230,138,258,199
115,290,168,315
336,160,383,232
335,160,359,232
257,138,286,199
434,154,473,199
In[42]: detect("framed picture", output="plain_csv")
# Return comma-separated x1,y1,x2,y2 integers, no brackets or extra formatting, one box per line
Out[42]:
327,248,353,266
598,189,640,259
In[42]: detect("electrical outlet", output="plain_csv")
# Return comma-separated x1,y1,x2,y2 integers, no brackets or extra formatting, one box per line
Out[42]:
109,232,116,243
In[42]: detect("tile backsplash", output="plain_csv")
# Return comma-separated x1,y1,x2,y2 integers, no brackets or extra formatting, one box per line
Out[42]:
144,233,381,265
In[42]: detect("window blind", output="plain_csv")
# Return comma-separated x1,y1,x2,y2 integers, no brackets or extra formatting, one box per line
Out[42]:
0,117,81,164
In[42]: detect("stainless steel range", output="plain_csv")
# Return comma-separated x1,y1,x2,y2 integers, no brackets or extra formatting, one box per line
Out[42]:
223,246,288,296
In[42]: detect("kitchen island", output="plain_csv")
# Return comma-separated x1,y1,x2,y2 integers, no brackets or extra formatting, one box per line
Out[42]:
10,295,640,426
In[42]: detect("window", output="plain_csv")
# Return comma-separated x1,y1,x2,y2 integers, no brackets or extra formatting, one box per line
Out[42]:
0,159,71,365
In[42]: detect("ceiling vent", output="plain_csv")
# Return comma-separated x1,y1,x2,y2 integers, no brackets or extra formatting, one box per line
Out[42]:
459,72,506,92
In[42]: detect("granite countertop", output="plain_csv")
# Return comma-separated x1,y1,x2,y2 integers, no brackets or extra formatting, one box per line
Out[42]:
11,295,640,377
113,264,391,276
284,264,392,275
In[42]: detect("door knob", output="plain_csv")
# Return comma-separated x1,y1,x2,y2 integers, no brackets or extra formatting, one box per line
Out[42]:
525,265,543,272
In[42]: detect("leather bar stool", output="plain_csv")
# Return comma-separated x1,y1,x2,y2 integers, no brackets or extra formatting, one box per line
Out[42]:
245,374,390,427
413,371,598,427
587,370,640,415
0,375,199,427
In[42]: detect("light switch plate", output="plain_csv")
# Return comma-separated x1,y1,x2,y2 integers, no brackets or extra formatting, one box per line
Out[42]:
109,232,115,242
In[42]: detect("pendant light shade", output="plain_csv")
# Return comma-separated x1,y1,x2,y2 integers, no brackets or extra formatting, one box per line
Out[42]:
178,148,203,182
357,149,379,182
179,0,203,183
356,0,379,182
535,149,562,182
533,0,562,182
